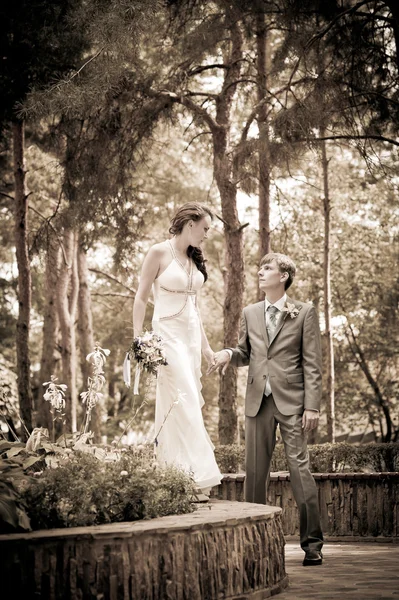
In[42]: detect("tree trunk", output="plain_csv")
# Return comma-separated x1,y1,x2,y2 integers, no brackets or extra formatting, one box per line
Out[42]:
159,7,244,444
256,11,272,273
12,120,33,439
384,1,399,72
38,228,61,438
77,240,101,441
213,133,243,444
56,227,79,432
321,132,335,443
214,12,244,445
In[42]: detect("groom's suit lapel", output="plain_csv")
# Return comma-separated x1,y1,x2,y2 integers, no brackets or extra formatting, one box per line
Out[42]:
255,301,270,348
269,305,289,346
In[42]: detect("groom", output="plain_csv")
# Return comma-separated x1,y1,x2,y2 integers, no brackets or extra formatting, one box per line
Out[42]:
208,252,324,566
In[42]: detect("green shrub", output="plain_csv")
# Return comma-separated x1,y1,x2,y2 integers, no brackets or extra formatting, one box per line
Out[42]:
215,442,399,474
0,457,32,533
308,442,399,473
214,444,245,473
24,448,197,530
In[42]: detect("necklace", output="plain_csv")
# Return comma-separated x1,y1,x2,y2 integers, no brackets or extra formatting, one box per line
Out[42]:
168,240,191,275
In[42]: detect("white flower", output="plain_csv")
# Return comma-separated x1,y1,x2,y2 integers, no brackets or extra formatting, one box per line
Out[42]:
283,303,301,319
120,470,128,477
127,330,168,378
43,377,67,411
86,345,110,365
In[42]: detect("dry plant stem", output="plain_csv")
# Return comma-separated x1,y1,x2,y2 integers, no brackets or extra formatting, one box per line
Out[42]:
0,414,20,442
114,398,148,447
114,376,153,447
18,415,31,441
0,389,21,442
154,401,177,447
81,397,94,436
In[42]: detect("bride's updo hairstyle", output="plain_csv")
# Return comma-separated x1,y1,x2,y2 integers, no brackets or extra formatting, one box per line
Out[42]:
169,202,213,282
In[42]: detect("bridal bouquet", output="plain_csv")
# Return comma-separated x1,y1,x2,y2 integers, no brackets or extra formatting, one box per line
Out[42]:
123,331,168,394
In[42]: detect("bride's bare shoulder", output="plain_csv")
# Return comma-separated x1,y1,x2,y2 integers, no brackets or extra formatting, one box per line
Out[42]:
146,241,170,259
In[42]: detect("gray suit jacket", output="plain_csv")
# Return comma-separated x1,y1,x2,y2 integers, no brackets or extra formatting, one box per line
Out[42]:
230,297,322,417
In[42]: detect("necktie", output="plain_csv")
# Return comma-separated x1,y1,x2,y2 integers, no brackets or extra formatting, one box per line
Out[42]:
265,305,279,396
267,305,279,341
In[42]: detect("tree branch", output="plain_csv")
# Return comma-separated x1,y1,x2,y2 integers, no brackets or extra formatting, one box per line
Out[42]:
305,0,382,50
89,268,134,293
88,268,155,307
336,291,392,440
28,205,70,266
184,131,212,151
188,64,229,76
238,77,311,146
284,1,383,102
91,292,134,298
49,47,105,92
185,91,218,98
153,90,219,132
0,191,14,201
313,134,399,147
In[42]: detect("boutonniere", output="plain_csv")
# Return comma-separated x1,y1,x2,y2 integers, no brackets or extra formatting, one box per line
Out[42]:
283,303,301,319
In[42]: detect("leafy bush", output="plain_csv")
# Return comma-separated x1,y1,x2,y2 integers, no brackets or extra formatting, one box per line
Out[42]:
0,457,32,533
23,447,197,530
214,443,287,473
1,348,200,533
214,444,245,473
307,442,399,473
215,442,399,473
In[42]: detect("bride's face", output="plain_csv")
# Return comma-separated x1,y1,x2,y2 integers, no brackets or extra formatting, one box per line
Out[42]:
188,215,212,247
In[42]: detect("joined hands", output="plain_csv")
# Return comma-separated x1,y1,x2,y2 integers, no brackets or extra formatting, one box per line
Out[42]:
206,350,231,375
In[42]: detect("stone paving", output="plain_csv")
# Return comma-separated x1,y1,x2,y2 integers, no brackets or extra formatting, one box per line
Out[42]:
278,539,399,599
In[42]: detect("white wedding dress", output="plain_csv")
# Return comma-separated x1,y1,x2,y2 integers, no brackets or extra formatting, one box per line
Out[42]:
152,241,222,490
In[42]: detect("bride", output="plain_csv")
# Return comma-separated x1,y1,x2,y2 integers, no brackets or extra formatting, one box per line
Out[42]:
133,202,222,497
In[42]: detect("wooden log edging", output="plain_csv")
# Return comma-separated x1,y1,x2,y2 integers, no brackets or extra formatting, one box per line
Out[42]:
215,473,399,539
0,500,288,600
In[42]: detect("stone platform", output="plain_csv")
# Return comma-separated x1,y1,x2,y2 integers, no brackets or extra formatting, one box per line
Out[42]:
217,472,399,539
0,500,288,600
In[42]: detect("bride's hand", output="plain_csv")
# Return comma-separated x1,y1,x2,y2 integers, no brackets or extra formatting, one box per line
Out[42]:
203,348,216,369
207,350,231,375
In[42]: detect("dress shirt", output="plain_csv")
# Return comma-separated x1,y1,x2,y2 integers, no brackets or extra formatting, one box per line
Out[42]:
264,294,286,395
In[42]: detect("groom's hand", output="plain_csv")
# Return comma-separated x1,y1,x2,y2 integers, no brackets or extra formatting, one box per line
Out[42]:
302,409,319,432
207,350,231,375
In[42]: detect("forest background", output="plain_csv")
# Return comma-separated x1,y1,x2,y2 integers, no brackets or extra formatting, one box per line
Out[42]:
0,0,398,450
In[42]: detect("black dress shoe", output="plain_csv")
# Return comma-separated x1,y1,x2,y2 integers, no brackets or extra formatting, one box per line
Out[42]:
303,550,323,566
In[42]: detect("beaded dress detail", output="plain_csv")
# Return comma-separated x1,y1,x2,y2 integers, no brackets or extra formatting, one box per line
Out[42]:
152,241,222,490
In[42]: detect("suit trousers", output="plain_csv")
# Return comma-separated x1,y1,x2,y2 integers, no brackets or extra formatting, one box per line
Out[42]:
245,394,323,552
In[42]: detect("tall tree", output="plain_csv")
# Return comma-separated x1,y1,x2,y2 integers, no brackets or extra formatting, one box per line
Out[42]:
12,120,32,434
77,239,102,441
255,10,272,266
162,2,248,443
320,131,335,442
56,226,78,431
38,228,61,437
0,1,88,435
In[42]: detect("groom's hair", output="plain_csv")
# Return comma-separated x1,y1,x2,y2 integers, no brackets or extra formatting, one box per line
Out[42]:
260,252,296,290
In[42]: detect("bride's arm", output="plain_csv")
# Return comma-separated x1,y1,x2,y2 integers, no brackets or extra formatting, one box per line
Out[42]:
133,245,162,336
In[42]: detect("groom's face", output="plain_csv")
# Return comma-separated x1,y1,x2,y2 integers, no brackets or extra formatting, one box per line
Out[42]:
258,260,286,292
